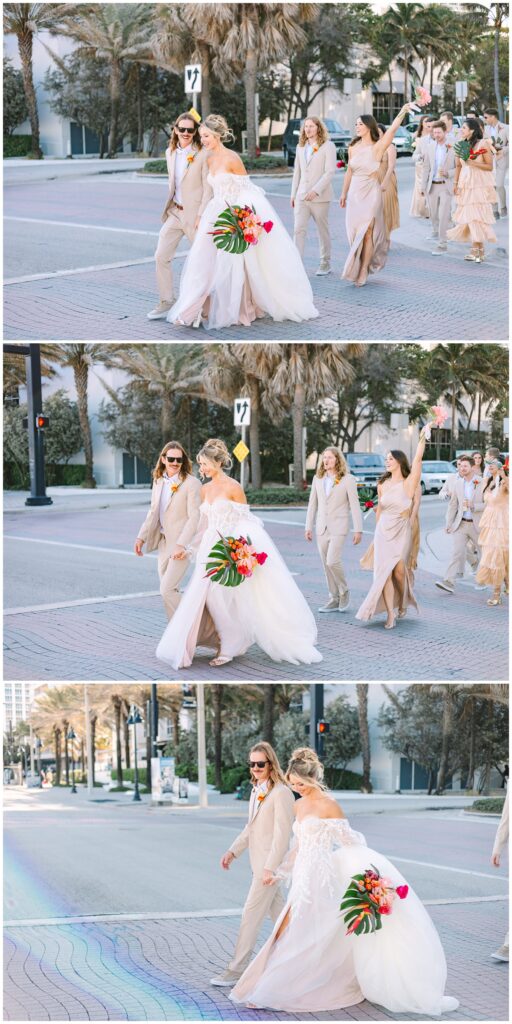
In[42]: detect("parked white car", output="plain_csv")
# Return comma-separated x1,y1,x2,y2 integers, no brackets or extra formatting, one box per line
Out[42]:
421,460,457,494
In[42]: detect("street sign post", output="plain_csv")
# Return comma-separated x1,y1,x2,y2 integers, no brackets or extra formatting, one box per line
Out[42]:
455,80,468,116
184,64,202,115
234,398,251,489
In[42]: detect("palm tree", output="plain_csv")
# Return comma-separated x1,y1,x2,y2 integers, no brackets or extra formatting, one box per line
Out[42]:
45,344,116,487
262,685,276,744
356,684,372,793
3,4,80,159
270,344,364,487
381,3,424,103
425,683,508,793
427,344,477,458
221,4,318,160
212,684,224,789
30,684,83,784
56,4,155,157
152,4,234,119
490,4,508,120
414,6,457,98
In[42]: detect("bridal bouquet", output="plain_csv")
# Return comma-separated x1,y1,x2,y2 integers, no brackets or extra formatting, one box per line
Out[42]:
423,404,448,441
358,486,378,517
209,204,274,254
204,531,268,586
340,865,409,936
410,86,432,113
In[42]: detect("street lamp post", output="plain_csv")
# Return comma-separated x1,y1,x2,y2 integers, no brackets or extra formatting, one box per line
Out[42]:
67,728,77,793
127,705,142,802
35,737,42,779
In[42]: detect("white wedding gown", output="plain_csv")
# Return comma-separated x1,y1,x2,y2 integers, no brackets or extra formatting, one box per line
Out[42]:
230,816,459,1016
167,172,319,330
156,499,322,668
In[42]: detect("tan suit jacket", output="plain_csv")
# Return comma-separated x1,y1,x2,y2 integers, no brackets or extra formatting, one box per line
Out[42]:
291,140,337,203
421,139,456,194
229,782,295,875
137,474,202,554
446,476,484,531
162,146,212,232
485,122,509,160
492,789,509,857
306,473,363,536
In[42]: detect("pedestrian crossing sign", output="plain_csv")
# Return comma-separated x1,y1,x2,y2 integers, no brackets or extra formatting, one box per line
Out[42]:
233,441,250,462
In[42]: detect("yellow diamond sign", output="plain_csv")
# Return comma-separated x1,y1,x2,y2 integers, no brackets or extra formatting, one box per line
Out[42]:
233,441,249,462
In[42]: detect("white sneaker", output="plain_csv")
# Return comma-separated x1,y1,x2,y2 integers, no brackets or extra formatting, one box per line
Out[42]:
318,597,339,612
491,944,509,962
147,300,173,320
431,244,447,255
316,264,331,276
435,580,454,593
338,593,351,612
210,972,241,987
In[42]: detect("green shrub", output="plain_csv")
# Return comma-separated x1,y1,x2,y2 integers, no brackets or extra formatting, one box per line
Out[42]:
4,135,33,157
240,153,287,171
111,767,147,784
220,765,249,793
245,487,310,505
465,797,506,814
175,761,198,781
143,159,167,174
324,767,365,790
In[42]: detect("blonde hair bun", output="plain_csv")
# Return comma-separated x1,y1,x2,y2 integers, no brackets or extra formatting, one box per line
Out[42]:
197,438,233,471
202,114,234,144
287,746,326,789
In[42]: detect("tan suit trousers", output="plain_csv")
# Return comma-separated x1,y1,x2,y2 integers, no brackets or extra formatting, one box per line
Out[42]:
445,520,481,586
427,183,452,243
157,538,190,619
155,206,192,303
495,156,508,213
317,531,349,599
293,200,331,264
228,876,285,975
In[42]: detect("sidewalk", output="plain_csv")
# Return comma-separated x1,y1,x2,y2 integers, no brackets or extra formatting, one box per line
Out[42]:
4,900,508,1021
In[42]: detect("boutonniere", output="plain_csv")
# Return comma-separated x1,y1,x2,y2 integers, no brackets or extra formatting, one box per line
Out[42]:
257,793,266,803
186,153,195,164
473,477,480,487
333,477,341,486
312,145,319,153
167,477,182,496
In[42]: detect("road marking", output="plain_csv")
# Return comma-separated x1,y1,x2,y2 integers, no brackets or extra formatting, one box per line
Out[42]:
4,591,160,615
390,855,508,882
4,894,508,928
5,215,160,236
4,251,190,285
4,534,157,558
259,516,373,535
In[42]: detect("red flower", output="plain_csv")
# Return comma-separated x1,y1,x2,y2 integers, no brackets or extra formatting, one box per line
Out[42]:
256,552,268,565
378,904,391,915
337,160,345,168
364,500,374,508
244,233,257,245
262,220,273,233
237,564,251,576
395,885,409,900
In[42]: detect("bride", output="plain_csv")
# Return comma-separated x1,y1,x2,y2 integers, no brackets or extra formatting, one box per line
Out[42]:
156,439,322,668
167,114,319,330
230,748,459,1016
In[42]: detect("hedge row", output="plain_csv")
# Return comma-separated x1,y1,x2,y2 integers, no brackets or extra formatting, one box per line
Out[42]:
4,462,88,489
142,152,287,176
246,488,309,505
111,767,148,784
4,135,33,157
466,797,506,814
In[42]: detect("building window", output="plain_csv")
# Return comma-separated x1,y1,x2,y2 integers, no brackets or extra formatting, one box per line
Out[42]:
373,92,404,123
122,453,152,486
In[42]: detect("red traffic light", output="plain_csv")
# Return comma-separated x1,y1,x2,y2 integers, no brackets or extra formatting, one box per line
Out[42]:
317,720,330,734
35,414,49,429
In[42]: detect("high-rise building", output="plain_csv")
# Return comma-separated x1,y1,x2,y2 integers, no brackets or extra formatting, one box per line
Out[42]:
3,683,38,729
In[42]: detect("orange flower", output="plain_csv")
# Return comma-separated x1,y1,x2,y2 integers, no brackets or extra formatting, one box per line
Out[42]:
257,793,266,802
186,154,195,164
171,483,180,493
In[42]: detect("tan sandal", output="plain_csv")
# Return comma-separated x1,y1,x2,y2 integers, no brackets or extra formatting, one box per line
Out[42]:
209,655,233,667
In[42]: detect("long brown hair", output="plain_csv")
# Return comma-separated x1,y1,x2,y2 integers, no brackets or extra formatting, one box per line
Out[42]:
379,450,411,485
298,116,329,148
153,440,192,481
349,115,380,148
249,742,286,792
169,111,201,152
316,447,347,479
416,115,433,139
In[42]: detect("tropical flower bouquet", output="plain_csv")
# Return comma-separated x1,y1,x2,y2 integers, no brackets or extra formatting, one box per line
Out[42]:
204,532,268,586
340,865,409,936
209,204,273,254
410,86,432,113
423,404,448,441
358,486,378,518
454,140,487,162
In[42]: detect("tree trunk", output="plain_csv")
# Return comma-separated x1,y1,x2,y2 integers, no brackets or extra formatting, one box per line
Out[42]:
73,361,96,487
245,47,258,160
262,685,275,744
267,118,273,152
356,684,373,792
292,382,306,487
451,378,457,458
146,730,152,792
248,378,261,489
114,699,123,785
465,698,476,790
91,716,97,784
123,707,131,770
436,689,454,793
108,58,122,158
63,721,70,784
212,685,223,789
403,47,409,103
197,42,211,118
429,53,434,99
494,21,504,121
54,727,61,785
136,65,144,152
172,710,180,748
18,30,43,159
161,392,173,443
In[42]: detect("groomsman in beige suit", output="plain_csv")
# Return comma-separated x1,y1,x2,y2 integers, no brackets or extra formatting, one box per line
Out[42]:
291,116,337,275
134,441,202,619
147,111,212,319
211,742,294,987
484,108,509,218
435,455,484,594
421,120,456,255
305,447,363,612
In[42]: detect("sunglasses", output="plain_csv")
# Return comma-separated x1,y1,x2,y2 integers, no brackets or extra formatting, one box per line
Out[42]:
177,126,194,134
249,760,269,769
165,456,183,464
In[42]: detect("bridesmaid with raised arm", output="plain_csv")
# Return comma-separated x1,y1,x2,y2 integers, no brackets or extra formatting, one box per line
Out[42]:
340,103,415,286
356,428,428,629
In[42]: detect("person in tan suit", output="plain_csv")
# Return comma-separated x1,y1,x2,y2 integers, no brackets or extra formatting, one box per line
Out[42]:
291,116,337,276
211,742,295,987
147,111,212,319
435,455,484,594
134,440,203,619
491,786,509,961
484,108,509,217
305,447,363,612
420,121,456,255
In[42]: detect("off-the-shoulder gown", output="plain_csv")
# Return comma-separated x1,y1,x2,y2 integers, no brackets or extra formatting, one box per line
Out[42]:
167,172,319,330
156,499,322,668
230,815,459,1015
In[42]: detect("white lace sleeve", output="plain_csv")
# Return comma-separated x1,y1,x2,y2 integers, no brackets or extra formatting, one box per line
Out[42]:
328,818,367,847
273,838,298,886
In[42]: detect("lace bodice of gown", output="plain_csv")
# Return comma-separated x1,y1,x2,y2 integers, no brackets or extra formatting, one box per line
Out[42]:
289,816,367,909
200,498,260,534
294,815,366,849
206,172,264,202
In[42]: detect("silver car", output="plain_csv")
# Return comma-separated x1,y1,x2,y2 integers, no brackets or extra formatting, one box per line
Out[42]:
421,460,457,494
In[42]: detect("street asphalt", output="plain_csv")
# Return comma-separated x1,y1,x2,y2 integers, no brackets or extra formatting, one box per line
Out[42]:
3,784,509,1021
3,492,509,681
3,158,508,341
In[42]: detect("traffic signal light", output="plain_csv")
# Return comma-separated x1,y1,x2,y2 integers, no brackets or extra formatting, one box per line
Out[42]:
317,720,330,735
35,414,49,430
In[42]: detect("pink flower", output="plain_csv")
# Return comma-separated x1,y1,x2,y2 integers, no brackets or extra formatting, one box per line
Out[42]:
263,220,273,233
430,405,447,429
378,904,391,915
396,885,409,900
256,551,268,565
337,159,345,168
415,86,432,107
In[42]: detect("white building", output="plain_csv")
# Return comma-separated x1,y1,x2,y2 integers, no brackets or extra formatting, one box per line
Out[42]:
3,683,38,729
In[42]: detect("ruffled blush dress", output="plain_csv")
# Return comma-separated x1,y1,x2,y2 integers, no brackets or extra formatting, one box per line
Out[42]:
447,138,497,244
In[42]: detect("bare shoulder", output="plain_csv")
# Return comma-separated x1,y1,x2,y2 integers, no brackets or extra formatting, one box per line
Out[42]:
229,481,247,504
227,153,248,176
319,796,345,819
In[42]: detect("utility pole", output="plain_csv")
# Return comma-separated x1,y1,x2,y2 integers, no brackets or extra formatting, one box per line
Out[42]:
309,684,325,758
196,684,208,808
4,344,52,506
84,684,93,798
